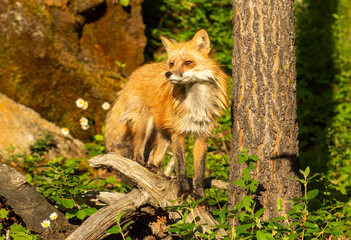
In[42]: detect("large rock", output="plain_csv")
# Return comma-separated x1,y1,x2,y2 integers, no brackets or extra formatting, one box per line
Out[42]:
0,93,87,160
0,0,146,141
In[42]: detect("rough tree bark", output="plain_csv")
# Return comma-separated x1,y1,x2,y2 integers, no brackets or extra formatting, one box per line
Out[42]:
228,0,302,220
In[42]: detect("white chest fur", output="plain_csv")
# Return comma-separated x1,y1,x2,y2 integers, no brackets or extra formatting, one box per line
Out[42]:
177,83,216,135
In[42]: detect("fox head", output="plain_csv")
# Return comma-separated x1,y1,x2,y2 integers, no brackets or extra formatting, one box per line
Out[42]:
160,29,216,85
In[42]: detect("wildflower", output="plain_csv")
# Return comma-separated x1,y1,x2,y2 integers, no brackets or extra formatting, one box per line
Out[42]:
76,98,85,108
82,101,88,110
79,117,89,126
50,212,58,220
81,124,90,130
102,102,111,110
61,128,69,135
41,219,50,228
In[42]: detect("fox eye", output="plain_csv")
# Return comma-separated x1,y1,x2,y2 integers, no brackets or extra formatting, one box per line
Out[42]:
184,60,192,65
169,62,174,68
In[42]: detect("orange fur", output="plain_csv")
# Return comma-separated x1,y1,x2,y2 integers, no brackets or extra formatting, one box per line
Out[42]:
105,29,229,198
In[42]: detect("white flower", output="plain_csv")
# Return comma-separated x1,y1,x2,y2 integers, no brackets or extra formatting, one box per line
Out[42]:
61,128,69,135
50,212,58,220
81,124,90,130
76,98,85,108
79,117,89,126
102,102,111,110
82,101,88,110
41,219,51,228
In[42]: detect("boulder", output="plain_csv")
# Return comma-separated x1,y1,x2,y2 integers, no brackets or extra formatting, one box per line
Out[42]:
0,0,146,141
0,93,87,160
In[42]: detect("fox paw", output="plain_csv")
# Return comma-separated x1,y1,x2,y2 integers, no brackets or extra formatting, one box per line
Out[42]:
177,180,191,199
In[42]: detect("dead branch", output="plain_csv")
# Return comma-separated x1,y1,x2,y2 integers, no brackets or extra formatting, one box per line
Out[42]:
67,153,227,239
67,189,150,240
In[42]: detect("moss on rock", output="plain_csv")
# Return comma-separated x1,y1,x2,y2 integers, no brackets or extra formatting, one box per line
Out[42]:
0,0,146,141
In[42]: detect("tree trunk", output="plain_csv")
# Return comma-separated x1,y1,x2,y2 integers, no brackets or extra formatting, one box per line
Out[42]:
228,0,301,220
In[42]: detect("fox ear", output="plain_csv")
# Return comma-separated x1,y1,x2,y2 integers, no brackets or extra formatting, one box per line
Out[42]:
160,35,177,52
192,29,211,54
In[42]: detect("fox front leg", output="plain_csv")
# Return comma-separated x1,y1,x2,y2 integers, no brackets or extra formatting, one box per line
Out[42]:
193,136,208,200
171,134,191,197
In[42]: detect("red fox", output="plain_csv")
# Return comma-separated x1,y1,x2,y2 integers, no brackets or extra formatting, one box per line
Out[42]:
104,29,228,199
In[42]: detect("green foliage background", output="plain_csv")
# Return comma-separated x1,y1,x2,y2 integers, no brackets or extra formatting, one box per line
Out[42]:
143,0,233,74
295,0,351,195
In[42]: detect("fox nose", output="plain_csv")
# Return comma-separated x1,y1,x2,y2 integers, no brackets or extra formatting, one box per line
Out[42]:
165,72,172,78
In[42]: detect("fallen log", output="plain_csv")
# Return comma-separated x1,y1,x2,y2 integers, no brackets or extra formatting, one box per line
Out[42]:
0,164,76,239
67,153,227,239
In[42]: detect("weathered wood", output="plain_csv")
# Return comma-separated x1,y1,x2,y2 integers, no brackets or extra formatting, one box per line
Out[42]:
67,189,149,240
0,164,75,236
82,191,126,207
89,153,178,207
164,157,176,177
67,153,226,239
80,180,227,208
229,0,301,220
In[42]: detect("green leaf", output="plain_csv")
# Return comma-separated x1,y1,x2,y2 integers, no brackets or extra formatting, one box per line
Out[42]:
116,210,123,222
272,216,285,223
94,134,104,142
106,226,121,234
303,221,317,229
0,209,9,219
62,199,75,209
77,209,87,219
288,232,298,240
122,220,135,231
83,207,97,216
256,231,267,240
182,209,189,224
247,179,258,193
120,0,129,7
292,197,304,203
65,209,78,219
25,173,33,183
242,168,251,181
305,166,310,177
248,161,256,170
289,222,299,228
9,223,35,237
191,197,206,208
235,223,254,232
249,155,258,162
242,195,253,208
306,189,318,199
264,232,275,240
233,179,245,187
254,208,265,218
168,227,181,233
276,197,282,211
51,196,61,204
324,229,342,237
43,188,55,197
